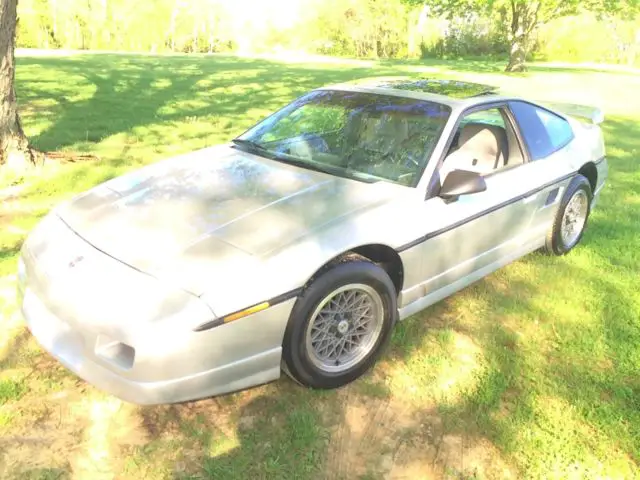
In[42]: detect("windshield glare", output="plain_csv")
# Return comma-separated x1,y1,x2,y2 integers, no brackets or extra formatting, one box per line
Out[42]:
237,90,451,186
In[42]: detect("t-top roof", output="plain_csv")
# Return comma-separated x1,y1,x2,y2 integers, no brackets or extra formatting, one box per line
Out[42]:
341,77,499,99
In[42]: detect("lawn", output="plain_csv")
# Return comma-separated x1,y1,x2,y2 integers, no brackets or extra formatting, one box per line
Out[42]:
0,52,639,479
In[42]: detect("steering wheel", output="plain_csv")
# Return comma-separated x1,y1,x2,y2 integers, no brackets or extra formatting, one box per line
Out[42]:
288,134,330,161
397,133,428,169
288,141,314,161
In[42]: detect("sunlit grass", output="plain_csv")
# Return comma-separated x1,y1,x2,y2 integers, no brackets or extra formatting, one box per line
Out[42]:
0,52,638,478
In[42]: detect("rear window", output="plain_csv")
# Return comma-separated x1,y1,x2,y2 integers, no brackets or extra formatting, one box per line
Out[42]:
510,101,574,160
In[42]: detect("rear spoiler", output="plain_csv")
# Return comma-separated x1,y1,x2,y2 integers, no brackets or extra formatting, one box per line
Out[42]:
542,102,605,125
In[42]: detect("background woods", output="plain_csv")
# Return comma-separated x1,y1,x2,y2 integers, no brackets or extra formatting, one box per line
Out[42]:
14,0,640,69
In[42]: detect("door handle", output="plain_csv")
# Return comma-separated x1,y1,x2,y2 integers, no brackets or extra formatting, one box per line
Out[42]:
523,194,538,204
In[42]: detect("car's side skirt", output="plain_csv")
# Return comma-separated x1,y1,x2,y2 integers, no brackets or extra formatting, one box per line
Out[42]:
397,234,545,321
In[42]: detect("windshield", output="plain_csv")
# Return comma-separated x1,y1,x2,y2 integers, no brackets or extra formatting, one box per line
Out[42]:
235,90,451,187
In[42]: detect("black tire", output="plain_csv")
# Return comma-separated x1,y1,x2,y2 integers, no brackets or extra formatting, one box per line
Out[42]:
544,174,593,256
282,257,397,389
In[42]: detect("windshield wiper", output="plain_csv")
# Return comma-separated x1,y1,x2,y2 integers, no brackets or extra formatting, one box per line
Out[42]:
231,138,270,154
232,138,334,175
272,156,336,176
233,139,375,182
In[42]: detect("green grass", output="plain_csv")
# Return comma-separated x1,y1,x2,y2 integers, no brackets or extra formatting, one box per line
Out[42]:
0,378,26,404
0,52,639,479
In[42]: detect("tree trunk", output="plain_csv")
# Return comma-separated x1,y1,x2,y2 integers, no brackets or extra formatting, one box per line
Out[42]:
52,0,57,42
192,17,198,53
506,34,527,72
505,2,528,72
101,0,111,47
1,0,35,170
168,0,180,52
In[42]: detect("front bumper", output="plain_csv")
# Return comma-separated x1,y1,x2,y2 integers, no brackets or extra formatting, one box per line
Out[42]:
20,284,295,405
17,215,295,404
19,275,295,404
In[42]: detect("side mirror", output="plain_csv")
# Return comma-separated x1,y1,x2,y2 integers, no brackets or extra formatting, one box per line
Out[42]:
440,169,487,201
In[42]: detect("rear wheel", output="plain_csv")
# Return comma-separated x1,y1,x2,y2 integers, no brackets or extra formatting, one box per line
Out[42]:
282,258,396,389
544,174,592,255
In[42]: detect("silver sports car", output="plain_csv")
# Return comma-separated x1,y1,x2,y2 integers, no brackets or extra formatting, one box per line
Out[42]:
17,78,607,404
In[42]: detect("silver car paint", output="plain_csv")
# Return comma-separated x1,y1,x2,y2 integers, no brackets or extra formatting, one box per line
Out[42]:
18,86,608,404
18,213,295,404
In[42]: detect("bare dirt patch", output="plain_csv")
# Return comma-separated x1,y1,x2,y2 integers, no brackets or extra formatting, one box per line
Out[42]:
0,390,150,480
324,389,417,479
321,329,516,480
139,385,268,441
323,385,516,479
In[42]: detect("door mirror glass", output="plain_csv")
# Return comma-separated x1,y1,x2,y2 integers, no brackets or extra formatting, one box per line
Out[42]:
440,169,487,200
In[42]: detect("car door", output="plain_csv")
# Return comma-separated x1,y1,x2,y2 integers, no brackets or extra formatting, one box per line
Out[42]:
398,105,547,310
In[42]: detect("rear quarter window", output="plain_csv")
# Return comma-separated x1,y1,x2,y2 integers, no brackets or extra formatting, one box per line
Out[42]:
510,101,574,160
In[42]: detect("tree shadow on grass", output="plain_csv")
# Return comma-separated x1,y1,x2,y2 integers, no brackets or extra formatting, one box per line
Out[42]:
18,54,406,153
132,381,334,479
0,327,31,371
8,467,69,480
0,243,21,263
4,56,639,478
381,258,638,476
13,53,419,203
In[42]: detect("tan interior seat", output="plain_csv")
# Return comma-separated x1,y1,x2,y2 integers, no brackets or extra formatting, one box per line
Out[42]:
440,123,509,179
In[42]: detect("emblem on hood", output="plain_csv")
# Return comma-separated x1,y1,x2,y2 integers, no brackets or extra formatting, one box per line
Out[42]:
68,255,85,268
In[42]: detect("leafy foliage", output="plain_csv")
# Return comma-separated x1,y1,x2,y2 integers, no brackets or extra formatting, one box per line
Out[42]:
417,0,639,70
16,0,412,58
12,0,640,68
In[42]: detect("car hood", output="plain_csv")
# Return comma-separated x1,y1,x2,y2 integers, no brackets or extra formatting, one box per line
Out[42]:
58,145,395,296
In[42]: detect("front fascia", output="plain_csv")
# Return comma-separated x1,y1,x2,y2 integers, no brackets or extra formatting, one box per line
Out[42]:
20,213,216,337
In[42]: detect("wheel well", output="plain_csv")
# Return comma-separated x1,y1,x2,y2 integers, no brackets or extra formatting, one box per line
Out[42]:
303,245,405,297
579,162,598,193
350,244,404,295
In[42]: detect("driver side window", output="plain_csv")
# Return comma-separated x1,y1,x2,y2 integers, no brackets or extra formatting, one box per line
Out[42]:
439,107,524,181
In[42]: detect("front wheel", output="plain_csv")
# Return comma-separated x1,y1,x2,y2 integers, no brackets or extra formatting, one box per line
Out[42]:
544,174,593,256
282,258,397,389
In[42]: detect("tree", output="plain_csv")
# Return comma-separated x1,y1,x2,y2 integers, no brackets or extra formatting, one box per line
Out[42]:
501,1,578,72
1,0,36,170
413,0,639,72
